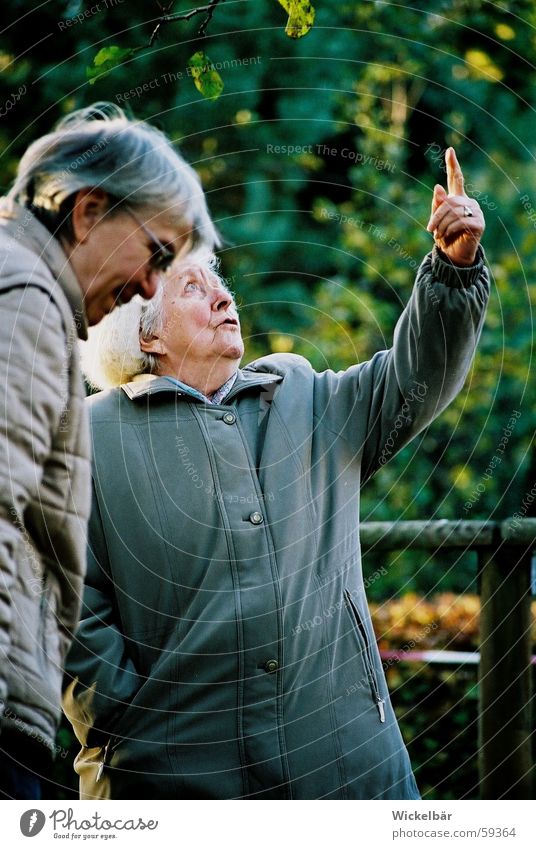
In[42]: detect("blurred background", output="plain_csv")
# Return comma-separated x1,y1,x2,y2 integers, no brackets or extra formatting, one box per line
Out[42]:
1,0,535,799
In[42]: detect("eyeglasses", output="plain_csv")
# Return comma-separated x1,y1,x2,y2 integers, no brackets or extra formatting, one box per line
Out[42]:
125,207,176,273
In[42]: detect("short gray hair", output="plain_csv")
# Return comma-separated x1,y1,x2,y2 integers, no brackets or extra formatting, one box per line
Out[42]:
81,253,227,390
8,102,218,248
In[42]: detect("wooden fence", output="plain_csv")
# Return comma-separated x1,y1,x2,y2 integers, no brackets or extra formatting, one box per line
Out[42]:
360,518,535,800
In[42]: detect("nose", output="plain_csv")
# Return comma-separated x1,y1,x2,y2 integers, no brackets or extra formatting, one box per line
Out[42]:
211,285,233,312
138,268,161,301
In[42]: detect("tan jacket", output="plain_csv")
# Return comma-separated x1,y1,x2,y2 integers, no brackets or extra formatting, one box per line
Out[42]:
0,199,91,760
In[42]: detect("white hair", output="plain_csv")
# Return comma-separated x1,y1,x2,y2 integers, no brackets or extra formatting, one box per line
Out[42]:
9,102,218,249
81,253,228,390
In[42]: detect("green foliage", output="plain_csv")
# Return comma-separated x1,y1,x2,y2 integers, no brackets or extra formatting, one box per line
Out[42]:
393,664,481,799
86,46,135,85
370,592,536,799
85,1,315,99
276,0,316,39
188,51,224,100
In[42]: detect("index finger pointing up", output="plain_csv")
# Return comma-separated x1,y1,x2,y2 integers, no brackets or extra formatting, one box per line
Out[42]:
446,146,466,197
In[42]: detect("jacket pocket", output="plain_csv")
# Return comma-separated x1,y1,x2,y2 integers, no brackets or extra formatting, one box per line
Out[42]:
343,589,385,723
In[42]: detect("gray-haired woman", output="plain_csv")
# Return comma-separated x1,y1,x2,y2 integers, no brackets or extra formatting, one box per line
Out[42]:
79,252,229,391
5,101,217,324
63,150,489,802
0,103,216,799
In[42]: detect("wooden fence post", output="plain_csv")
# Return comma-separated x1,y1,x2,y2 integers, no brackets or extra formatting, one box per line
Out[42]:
361,518,535,799
478,542,533,799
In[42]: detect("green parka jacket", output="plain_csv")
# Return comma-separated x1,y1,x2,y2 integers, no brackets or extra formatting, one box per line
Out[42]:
64,247,489,799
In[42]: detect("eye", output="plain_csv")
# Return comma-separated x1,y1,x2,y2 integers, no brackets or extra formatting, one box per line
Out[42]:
184,280,200,293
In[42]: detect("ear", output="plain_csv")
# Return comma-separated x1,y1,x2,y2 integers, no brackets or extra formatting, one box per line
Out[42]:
70,187,109,243
139,332,166,356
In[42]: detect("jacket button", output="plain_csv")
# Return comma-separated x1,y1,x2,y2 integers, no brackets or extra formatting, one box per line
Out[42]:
263,659,279,673
249,511,263,525
223,412,236,425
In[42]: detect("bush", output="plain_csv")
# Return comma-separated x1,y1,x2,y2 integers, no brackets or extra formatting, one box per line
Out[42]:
370,593,536,799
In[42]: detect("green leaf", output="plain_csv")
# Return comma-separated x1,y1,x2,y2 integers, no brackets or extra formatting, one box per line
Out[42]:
276,0,315,39
187,51,224,101
86,46,134,85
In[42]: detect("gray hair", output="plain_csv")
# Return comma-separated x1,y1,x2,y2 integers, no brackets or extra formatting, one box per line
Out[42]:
8,102,218,248
81,253,227,390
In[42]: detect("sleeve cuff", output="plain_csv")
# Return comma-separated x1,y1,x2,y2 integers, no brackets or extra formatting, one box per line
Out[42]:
431,245,485,288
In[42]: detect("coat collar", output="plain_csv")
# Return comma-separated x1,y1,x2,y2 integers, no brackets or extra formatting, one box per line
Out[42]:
121,369,283,402
0,198,88,339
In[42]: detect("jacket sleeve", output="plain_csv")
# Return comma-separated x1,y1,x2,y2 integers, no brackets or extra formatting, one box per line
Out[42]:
63,484,144,748
313,246,490,483
0,285,66,711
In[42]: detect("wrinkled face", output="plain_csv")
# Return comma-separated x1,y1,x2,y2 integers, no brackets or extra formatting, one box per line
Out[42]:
157,260,244,372
78,206,191,325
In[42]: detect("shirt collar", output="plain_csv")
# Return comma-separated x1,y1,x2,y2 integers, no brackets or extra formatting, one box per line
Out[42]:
163,371,238,404
123,369,281,402
132,372,238,405
206,373,238,404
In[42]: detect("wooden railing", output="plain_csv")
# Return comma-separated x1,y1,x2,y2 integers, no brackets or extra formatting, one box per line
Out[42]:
360,518,535,800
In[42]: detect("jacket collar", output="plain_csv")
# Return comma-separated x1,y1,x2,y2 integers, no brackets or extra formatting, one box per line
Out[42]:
0,198,88,340
121,369,283,402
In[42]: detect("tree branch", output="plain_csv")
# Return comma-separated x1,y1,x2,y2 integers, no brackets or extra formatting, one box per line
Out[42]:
198,0,225,37
149,1,176,48
149,0,226,47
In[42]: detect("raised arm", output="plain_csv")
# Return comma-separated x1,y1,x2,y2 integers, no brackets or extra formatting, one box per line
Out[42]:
313,148,489,482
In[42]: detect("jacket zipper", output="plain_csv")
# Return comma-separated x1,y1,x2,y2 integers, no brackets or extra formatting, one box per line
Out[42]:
343,589,385,723
96,737,115,782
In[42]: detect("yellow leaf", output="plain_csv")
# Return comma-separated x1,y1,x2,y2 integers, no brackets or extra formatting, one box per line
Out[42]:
270,334,294,353
0,53,15,72
465,49,503,83
450,465,472,490
235,109,253,124
495,23,515,41
277,0,315,39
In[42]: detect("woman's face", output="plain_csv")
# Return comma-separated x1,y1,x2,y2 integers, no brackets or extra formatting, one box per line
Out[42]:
67,192,193,325
157,261,244,371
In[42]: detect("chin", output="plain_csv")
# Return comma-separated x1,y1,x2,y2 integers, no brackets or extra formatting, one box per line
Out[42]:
223,342,244,360
86,305,106,326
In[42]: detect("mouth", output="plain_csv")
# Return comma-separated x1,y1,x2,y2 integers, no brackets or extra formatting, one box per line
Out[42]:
217,317,239,328
112,284,135,308
111,285,126,304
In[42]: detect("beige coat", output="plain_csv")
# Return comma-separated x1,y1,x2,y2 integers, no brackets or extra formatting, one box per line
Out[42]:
0,199,91,761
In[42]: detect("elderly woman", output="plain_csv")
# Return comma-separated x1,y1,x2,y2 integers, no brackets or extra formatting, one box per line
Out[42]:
64,149,489,800
80,253,241,395
0,102,216,798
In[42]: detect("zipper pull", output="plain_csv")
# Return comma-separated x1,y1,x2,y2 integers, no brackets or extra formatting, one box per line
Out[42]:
96,738,112,782
377,698,386,723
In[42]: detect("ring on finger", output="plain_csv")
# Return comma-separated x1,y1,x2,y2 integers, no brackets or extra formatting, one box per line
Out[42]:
463,205,474,217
